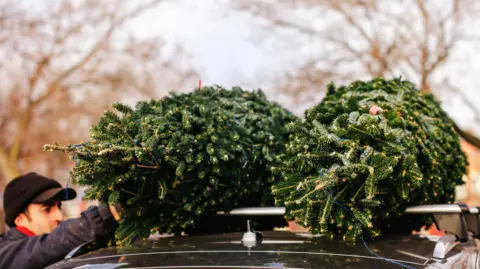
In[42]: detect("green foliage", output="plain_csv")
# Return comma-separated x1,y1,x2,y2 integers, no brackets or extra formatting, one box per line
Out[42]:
273,78,468,242
47,86,296,245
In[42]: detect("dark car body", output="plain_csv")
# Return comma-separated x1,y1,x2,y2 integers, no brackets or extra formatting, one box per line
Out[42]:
44,230,479,269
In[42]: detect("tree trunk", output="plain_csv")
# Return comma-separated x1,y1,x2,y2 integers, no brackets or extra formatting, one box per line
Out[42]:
0,147,19,188
0,148,17,234
0,207,4,234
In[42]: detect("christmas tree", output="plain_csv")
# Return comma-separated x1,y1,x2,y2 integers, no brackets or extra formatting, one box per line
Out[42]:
46,86,297,245
272,78,468,242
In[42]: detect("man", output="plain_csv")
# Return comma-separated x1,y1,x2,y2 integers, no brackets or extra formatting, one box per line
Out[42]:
0,172,120,269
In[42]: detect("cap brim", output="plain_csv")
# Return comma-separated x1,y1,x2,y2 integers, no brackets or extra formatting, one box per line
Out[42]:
31,187,77,203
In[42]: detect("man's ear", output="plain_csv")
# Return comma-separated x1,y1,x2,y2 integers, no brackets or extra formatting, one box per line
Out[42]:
14,206,31,227
14,213,26,227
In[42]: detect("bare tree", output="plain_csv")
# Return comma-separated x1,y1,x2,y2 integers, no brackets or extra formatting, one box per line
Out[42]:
235,0,480,147
0,0,198,188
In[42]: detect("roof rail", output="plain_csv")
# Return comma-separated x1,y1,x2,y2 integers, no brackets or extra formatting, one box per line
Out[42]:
404,203,480,242
216,207,285,216
216,203,480,260
217,204,480,240
405,203,480,260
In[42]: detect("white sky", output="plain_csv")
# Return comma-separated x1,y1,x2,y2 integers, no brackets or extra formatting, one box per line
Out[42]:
128,0,297,85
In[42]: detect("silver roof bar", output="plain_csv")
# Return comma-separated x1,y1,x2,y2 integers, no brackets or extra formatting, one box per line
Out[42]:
405,203,480,260
217,204,480,236
216,203,480,259
404,203,480,242
216,204,480,239
216,207,285,216
405,203,479,215
217,203,480,237
217,204,479,218
404,204,465,214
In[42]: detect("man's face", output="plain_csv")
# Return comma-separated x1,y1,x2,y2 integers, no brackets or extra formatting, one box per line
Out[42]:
15,201,65,235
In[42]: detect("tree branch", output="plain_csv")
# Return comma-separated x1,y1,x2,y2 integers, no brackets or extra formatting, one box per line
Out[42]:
4,0,166,178
27,55,52,99
452,121,480,148
9,106,33,163
332,3,374,45
31,0,164,107
416,0,432,93
444,80,480,125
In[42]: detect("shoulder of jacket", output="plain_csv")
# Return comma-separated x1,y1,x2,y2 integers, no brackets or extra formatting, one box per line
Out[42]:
0,229,25,242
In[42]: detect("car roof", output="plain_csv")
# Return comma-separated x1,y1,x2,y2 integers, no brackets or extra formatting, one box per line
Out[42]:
47,231,440,269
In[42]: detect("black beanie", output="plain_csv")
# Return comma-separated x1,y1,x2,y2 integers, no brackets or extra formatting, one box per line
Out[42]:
3,172,76,227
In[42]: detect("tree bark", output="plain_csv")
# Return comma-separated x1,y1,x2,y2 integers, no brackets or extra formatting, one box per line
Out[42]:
0,147,19,188
0,206,5,234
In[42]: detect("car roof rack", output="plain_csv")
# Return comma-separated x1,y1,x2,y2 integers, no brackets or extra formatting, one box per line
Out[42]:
216,207,286,216
404,203,480,260
404,203,480,242
216,202,480,260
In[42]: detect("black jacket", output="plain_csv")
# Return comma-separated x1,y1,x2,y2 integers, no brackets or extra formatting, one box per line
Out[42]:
0,205,118,269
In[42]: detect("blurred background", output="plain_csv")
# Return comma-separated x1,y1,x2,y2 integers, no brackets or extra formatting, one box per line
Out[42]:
1,0,479,234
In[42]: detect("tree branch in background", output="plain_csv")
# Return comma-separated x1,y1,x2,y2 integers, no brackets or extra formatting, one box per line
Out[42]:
443,79,480,148
453,122,480,149
235,0,480,148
